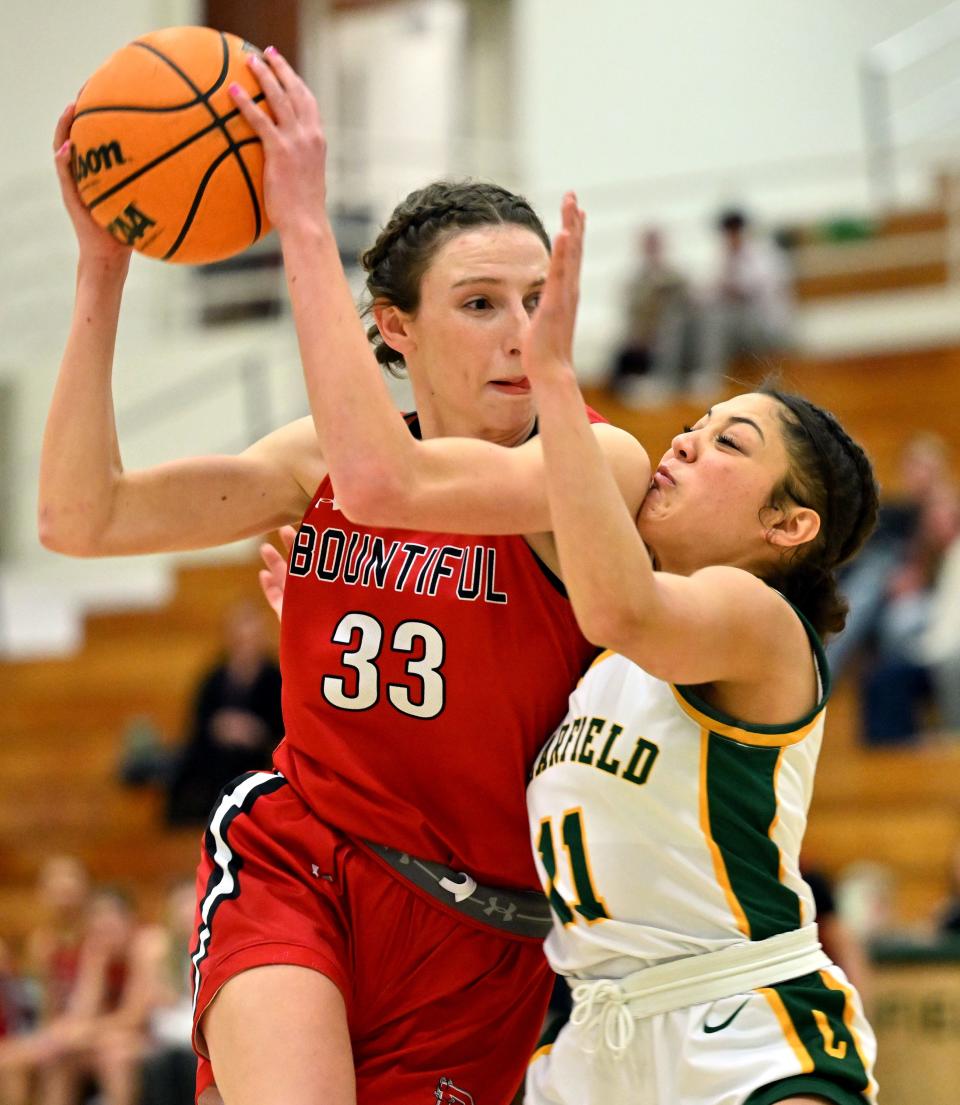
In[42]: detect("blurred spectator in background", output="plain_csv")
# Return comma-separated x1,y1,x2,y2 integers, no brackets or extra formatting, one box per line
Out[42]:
22,856,91,1026
138,881,197,1105
0,889,137,1105
0,940,30,1105
165,601,283,825
859,476,960,744
828,432,953,680
691,208,794,396
835,860,899,944
934,840,960,939
608,227,694,406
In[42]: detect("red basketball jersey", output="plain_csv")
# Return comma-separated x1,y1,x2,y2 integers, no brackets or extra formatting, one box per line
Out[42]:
274,412,605,891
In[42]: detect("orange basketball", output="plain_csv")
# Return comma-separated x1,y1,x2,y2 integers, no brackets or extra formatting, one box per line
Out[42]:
70,26,272,264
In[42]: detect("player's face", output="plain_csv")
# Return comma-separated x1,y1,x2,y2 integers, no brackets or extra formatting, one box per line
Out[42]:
402,225,548,442
639,393,796,573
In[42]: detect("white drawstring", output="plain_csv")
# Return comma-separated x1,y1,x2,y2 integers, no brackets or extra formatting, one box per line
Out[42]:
569,980,636,1059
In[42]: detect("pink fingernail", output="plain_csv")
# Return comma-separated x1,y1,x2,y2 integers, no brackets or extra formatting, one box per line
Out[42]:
57,140,70,156
229,82,241,96
264,45,277,56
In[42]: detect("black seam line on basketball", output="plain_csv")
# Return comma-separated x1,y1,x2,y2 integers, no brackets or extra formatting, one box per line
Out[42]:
86,96,265,213
74,102,207,119
73,35,232,119
163,138,261,260
131,34,262,238
132,34,232,101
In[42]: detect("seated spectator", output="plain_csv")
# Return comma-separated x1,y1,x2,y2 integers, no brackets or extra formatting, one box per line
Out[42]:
22,855,91,1025
137,881,197,1105
835,860,900,944
828,432,952,679
917,504,960,733
691,208,794,396
608,227,693,406
859,483,960,744
165,600,283,825
934,839,960,938
0,889,137,1105
0,941,30,1105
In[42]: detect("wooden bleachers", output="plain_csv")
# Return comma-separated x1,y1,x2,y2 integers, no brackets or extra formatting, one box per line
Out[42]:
0,560,276,946
789,206,952,302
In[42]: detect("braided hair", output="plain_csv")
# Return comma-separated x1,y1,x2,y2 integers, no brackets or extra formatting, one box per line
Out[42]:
360,180,551,375
759,385,880,637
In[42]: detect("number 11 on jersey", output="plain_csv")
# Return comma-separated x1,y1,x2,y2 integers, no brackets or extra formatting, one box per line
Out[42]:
537,808,609,925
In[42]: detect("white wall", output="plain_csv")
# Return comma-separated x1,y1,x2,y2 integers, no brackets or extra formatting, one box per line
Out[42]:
514,0,948,191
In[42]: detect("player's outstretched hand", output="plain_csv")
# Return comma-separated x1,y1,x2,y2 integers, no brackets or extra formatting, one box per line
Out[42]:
258,525,297,619
522,191,585,381
228,48,328,237
53,103,132,268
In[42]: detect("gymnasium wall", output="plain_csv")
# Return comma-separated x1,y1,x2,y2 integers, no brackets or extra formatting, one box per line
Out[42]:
513,0,948,192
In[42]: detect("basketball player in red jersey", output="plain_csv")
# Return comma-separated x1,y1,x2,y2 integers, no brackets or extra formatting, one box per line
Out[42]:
43,64,648,1105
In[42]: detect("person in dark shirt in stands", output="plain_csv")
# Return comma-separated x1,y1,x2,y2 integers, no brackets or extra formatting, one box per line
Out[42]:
165,601,283,826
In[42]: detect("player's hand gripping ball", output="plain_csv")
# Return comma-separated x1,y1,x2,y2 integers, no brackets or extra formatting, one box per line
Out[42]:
68,26,272,264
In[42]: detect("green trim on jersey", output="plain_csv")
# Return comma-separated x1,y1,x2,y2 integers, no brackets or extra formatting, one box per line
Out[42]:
767,971,873,1098
677,600,832,737
743,1074,869,1105
705,736,802,939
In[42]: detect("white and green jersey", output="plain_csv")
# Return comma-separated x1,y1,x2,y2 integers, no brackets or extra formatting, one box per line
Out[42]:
526,615,830,980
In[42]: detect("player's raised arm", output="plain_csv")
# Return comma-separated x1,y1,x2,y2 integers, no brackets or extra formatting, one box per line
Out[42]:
229,50,648,537
523,195,809,687
39,106,318,557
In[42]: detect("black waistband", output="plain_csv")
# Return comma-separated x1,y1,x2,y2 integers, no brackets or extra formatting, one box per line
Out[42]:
361,840,554,940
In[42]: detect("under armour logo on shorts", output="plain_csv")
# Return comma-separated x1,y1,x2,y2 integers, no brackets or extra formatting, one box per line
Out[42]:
482,896,517,921
434,1076,474,1104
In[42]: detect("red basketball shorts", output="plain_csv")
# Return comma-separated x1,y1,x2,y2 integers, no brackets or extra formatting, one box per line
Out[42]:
190,771,553,1105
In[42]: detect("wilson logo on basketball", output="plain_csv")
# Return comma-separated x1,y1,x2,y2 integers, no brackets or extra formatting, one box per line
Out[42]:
71,142,127,182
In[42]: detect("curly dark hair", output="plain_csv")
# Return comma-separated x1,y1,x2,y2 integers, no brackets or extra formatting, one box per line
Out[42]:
758,384,880,638
359,180,551,375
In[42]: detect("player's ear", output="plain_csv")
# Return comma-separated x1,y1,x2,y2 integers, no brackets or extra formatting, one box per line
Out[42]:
765,504,821,550
374,303,416,358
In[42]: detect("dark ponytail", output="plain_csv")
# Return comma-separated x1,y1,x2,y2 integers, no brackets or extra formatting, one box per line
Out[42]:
759,386,880,638
359,180,550,375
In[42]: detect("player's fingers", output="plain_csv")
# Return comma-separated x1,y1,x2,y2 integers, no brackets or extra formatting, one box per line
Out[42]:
259,540,285,572
277,524,297,553
53,103,75,152
229,77,277,140
246,52,296,128
53,140,84,212
262,47,317,123
258,569,283,620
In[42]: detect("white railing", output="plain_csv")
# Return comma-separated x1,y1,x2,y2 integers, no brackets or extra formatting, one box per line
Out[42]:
863,1,960,205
